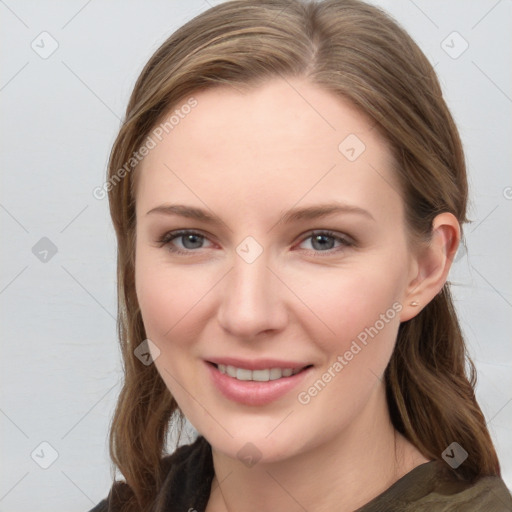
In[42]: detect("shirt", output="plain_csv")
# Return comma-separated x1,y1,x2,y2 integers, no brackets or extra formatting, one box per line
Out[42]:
89,435,512,511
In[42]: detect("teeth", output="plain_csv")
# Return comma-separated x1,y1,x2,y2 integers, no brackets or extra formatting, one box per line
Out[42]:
269,368,282,380
252,369,270,381
236,368,252,381
216,364,302,381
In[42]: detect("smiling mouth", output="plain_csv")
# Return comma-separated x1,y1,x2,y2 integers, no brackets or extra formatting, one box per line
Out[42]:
210,363,312,382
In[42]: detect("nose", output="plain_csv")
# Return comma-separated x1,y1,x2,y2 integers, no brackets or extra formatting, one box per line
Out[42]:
216,253,288,339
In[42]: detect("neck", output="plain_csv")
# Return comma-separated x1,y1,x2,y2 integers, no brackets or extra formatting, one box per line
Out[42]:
206,382,429,512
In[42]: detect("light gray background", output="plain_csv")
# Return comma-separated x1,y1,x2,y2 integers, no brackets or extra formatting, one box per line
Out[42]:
1,1,511,510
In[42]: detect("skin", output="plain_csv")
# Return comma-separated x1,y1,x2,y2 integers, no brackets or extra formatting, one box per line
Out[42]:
134,78,459,511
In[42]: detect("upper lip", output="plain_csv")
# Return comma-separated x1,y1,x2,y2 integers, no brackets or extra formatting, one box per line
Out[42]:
207,357,312,371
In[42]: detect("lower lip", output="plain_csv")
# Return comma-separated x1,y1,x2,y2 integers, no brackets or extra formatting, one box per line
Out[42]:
206,362,312,406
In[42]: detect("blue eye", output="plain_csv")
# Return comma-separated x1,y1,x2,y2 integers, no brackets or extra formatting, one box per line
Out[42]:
158,230,212,253
298,231,352,253
157,229,353,256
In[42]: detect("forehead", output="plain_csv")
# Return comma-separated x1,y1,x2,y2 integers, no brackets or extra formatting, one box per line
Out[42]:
135,78,403,223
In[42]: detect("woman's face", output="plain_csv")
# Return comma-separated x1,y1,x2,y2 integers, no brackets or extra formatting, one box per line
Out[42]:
134,78,419,463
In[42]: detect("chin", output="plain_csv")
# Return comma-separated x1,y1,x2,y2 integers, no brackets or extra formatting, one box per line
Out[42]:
192,411,325,467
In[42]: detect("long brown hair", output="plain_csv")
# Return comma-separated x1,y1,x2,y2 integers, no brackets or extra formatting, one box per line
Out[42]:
104,0,500,509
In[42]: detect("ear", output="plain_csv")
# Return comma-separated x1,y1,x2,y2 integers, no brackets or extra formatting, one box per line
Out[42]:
400,212,460,322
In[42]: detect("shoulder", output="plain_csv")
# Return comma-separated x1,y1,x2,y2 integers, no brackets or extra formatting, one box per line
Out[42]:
435,471,512,511
360,460,512,511
88,435,213,512
427,461,512,510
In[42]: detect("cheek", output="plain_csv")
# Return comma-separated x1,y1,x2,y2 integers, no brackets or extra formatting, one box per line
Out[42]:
293,271,403,430
289,262,404,350
135,261,174,339
290,262,404,410
134,254,211,414
135,251,216,348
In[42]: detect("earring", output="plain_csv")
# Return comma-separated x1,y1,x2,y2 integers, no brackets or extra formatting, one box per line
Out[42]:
410,301,419,307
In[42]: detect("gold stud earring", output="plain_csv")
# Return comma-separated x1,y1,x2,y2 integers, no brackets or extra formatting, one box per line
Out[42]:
410,301,419,307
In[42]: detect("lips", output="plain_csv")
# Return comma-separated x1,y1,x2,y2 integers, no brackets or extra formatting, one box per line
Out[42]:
205,358,313,406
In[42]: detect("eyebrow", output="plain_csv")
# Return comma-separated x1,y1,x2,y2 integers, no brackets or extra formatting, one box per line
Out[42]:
146,202,375,224
279,203,375,223
146,204,219,222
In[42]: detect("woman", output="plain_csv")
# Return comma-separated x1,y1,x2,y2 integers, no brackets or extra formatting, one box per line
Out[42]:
90,0,512,510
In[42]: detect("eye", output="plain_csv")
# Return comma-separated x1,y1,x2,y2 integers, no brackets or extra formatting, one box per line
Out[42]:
297,230,353,253
156,229,354,256
157,230,214,254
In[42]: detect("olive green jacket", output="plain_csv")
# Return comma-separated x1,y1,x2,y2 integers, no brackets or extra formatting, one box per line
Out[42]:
90,436,512,511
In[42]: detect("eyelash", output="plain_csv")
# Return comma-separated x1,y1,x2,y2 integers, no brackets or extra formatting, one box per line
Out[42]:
156,229,354,256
